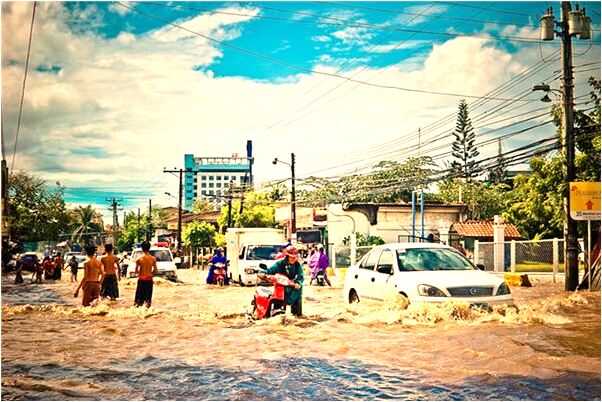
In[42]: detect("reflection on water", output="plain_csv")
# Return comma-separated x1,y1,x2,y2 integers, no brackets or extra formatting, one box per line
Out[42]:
1,271,600,400
3,357,600,400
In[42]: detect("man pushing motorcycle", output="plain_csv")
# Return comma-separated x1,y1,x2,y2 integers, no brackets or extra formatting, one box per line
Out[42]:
257,245,304,316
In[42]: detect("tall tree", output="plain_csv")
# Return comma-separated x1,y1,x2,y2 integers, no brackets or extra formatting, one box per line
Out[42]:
6,172,69,242
488,139,507,184
71,205,103,245
192,198,215,214
450,99,479,180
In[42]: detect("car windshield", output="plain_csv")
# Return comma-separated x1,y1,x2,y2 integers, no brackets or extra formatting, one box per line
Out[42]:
246,245,285,261
396,248,474,271
130,249,172,262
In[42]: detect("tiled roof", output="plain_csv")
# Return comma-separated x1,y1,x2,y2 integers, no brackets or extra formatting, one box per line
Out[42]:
451,220,521,239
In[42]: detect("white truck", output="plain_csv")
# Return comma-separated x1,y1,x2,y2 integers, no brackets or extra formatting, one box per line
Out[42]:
225,228,287,286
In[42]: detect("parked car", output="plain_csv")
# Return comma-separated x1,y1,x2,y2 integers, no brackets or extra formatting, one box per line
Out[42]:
19,252,41,272
343,243,514,307
124,247,179,280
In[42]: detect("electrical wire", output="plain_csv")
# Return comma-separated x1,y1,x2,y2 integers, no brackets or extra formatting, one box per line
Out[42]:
10,1,36,173
119,2,576,101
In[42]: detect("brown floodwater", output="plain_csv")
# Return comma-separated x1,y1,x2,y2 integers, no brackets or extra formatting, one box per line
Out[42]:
1,269,600,400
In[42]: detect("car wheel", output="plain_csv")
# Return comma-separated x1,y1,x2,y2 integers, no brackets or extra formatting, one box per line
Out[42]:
349,289,360,304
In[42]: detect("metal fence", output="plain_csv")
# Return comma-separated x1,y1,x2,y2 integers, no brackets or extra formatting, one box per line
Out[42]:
330,245,374,269
476,238,570,274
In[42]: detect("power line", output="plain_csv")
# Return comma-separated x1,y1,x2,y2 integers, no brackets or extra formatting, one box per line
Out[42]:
118,2,553,102
10,1,36,173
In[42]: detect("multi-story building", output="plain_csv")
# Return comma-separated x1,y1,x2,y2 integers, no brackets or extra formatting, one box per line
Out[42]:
184,140,253,210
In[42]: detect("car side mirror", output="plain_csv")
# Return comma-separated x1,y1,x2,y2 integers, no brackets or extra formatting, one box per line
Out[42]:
174,257,181,264
476,263,485,271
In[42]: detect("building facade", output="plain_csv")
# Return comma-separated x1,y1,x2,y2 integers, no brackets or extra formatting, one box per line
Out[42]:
184,141,253,210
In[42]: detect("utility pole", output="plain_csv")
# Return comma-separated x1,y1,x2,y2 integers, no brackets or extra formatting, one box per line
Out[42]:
560,2,579,291
539,2,591,290
106,197,122,246
163,167,195,255
147,199,152,241
291,152,296,237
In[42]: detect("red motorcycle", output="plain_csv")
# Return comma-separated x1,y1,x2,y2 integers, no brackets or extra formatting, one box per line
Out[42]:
213,262,227,287
250,271,296,319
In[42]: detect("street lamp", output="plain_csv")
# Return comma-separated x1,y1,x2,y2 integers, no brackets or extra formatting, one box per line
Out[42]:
536,1,591,291
273,153,296,239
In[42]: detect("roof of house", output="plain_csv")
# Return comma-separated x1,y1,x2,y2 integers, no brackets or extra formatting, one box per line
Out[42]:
451,220,522,239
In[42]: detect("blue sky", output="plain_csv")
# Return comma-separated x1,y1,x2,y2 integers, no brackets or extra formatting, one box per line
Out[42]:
2,1,601,223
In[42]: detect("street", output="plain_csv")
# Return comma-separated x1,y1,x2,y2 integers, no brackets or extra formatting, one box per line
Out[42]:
1,269,600,400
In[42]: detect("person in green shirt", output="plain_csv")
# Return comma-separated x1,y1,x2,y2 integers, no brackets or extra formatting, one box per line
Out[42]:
259,246,304,316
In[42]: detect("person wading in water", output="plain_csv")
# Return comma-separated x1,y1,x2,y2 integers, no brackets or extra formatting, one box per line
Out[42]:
100,244,121,300
134,241,158,308
74,246,104,307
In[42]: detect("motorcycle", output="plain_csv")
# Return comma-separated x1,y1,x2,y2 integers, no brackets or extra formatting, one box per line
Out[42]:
249,265,297,319
213,262,227,286
315,269,326,286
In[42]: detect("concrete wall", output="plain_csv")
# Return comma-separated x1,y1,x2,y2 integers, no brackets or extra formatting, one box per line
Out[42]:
327,203,466,246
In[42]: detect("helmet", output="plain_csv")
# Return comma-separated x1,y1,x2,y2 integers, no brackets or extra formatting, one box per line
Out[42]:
284,246,299,256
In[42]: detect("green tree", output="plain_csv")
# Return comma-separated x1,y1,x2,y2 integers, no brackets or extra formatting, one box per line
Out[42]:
488,139,507,185
503,157,564,239
300,157,437,205
218,190,276,230
436,179,507,220
503,77,600,239
192,198,215,214
71,205,103,245
450,99,479,180
182,221,217,249
6,171,70,242
116,211,143,251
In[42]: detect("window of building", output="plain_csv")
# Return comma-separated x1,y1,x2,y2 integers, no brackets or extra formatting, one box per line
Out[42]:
209,183,214,188
208,190,214,195
201,175,207,180
217,175,222,180
193,185,197,190
217,190,222,196
216,183,221,188
201,183,206,188
208,175,214,180
201,190,206,195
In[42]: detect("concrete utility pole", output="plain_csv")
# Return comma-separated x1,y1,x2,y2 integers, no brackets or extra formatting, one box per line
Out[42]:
538,2,591,290
106,197,122,246
272,154,297,239
147,199,152,241
163,168,190,254
560,2,579,291
291,152,296,237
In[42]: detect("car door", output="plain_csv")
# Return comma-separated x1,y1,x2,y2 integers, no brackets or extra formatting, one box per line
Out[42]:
355,248,382,300
370,248,396,301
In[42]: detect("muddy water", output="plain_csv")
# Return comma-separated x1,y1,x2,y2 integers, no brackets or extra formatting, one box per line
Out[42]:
1,270,600,400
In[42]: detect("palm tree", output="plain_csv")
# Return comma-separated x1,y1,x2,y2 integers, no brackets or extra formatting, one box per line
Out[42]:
71,205,102,245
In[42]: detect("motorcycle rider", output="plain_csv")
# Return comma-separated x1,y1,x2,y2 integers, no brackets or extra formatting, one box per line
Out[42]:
258,245,304,316
207,247,228,285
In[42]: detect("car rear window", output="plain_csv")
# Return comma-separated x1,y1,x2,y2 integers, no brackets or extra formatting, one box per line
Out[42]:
246,245,285,261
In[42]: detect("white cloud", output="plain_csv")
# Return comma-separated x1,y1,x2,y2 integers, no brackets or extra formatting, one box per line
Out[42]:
331,22,373,47
2,2,600,221
312,35,331,43
108,2,133,17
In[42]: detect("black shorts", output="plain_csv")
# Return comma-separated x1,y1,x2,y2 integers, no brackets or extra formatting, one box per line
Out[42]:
134,279,153,307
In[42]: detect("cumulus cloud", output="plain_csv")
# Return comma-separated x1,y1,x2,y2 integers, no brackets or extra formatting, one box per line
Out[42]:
2,2,600,219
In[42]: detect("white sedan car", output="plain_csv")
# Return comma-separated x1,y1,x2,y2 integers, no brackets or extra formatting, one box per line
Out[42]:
124,247,179,280
343,243,513,307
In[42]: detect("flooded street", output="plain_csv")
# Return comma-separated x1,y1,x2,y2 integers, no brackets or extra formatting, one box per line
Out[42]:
1,269,600,400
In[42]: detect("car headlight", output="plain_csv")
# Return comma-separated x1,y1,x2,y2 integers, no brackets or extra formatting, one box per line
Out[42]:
417,284,447,297
496,282,511,295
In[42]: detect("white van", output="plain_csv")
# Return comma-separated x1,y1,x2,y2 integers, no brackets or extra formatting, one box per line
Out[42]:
225,228,286,286
124,247,179,280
